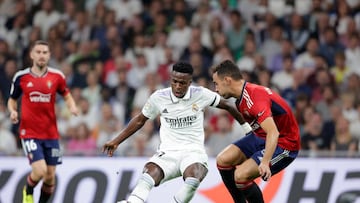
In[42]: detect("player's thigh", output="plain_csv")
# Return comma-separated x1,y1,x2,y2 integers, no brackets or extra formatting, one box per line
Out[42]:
180,149,208,180
43,139,62,165
224,132,266,167
31,159,48,178
148,151,182,183
216,144,247,167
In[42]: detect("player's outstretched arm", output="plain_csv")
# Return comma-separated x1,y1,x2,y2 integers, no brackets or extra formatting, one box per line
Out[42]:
102,113,149,157
216,98,252,134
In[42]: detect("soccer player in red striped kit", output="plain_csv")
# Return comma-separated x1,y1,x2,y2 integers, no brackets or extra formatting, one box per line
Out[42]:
8,40,79,203
212,60,300,203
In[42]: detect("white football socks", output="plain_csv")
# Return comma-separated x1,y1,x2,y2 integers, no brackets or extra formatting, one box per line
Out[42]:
173,177,200,203
127,173,155,203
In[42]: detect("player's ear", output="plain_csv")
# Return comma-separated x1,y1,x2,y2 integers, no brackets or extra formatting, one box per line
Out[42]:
224,76,232,84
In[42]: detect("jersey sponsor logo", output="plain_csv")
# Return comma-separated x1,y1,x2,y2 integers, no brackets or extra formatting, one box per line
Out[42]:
164,115,197,128
243,89,254,109
29,91,51,102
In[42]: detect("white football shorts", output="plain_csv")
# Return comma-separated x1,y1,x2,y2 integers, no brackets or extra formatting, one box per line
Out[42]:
148,149,208,183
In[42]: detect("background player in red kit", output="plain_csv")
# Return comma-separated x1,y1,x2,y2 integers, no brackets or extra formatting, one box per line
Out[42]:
7,40,78,203
212,60,300,203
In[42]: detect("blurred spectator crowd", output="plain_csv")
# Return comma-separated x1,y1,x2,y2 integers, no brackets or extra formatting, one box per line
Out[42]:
0,0,360,157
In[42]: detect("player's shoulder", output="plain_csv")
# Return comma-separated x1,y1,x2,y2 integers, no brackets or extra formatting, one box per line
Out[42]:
190,85,215,97
47,67,65,78
245,82,266,93
245,82,257,89
189,85,204,93
13,68,30,80
151,87,172,99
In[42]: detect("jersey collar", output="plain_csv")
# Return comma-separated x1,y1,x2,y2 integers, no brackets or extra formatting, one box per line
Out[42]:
237,81,247,104
30,67,48,77
170,87,191,103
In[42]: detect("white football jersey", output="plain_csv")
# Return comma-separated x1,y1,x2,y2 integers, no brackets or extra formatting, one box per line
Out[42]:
142,86,221,151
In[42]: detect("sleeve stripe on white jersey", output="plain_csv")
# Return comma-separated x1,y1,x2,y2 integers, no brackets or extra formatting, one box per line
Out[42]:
210,96,217,106
48,67,65,79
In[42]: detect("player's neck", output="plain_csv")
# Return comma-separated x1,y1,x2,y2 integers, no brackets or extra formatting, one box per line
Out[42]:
31,66,48,76
234,80,245,99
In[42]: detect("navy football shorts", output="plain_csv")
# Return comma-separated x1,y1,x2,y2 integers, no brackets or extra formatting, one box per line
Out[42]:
233,132,298,175
21,139,62,165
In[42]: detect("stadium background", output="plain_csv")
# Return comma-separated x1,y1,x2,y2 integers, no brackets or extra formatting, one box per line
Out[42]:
0,0,360,202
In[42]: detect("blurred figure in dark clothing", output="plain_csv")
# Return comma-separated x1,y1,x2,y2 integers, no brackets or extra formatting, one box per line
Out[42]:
0,58,18,101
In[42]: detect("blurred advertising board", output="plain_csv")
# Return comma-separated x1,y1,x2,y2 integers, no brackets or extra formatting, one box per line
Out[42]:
0,157,359,203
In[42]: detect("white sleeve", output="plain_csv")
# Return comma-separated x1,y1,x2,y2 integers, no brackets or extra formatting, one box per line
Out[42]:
141,94,159,120
202,87,221,107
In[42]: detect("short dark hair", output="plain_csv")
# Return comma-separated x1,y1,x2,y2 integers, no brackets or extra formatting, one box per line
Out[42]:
31,40,50,50
173,61,193,74
213,60,243,80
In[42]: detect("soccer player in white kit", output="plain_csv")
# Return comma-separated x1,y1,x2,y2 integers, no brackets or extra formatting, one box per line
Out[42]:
103,62,252,203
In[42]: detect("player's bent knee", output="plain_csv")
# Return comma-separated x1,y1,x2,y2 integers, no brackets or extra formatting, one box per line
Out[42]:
216,145,243,166
216,153,233,167
234,168,253,182
184,163,208,181
234,173,246,183
32,168,47,179
196,167,208,181
144,162,164,186
216,156,226,167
